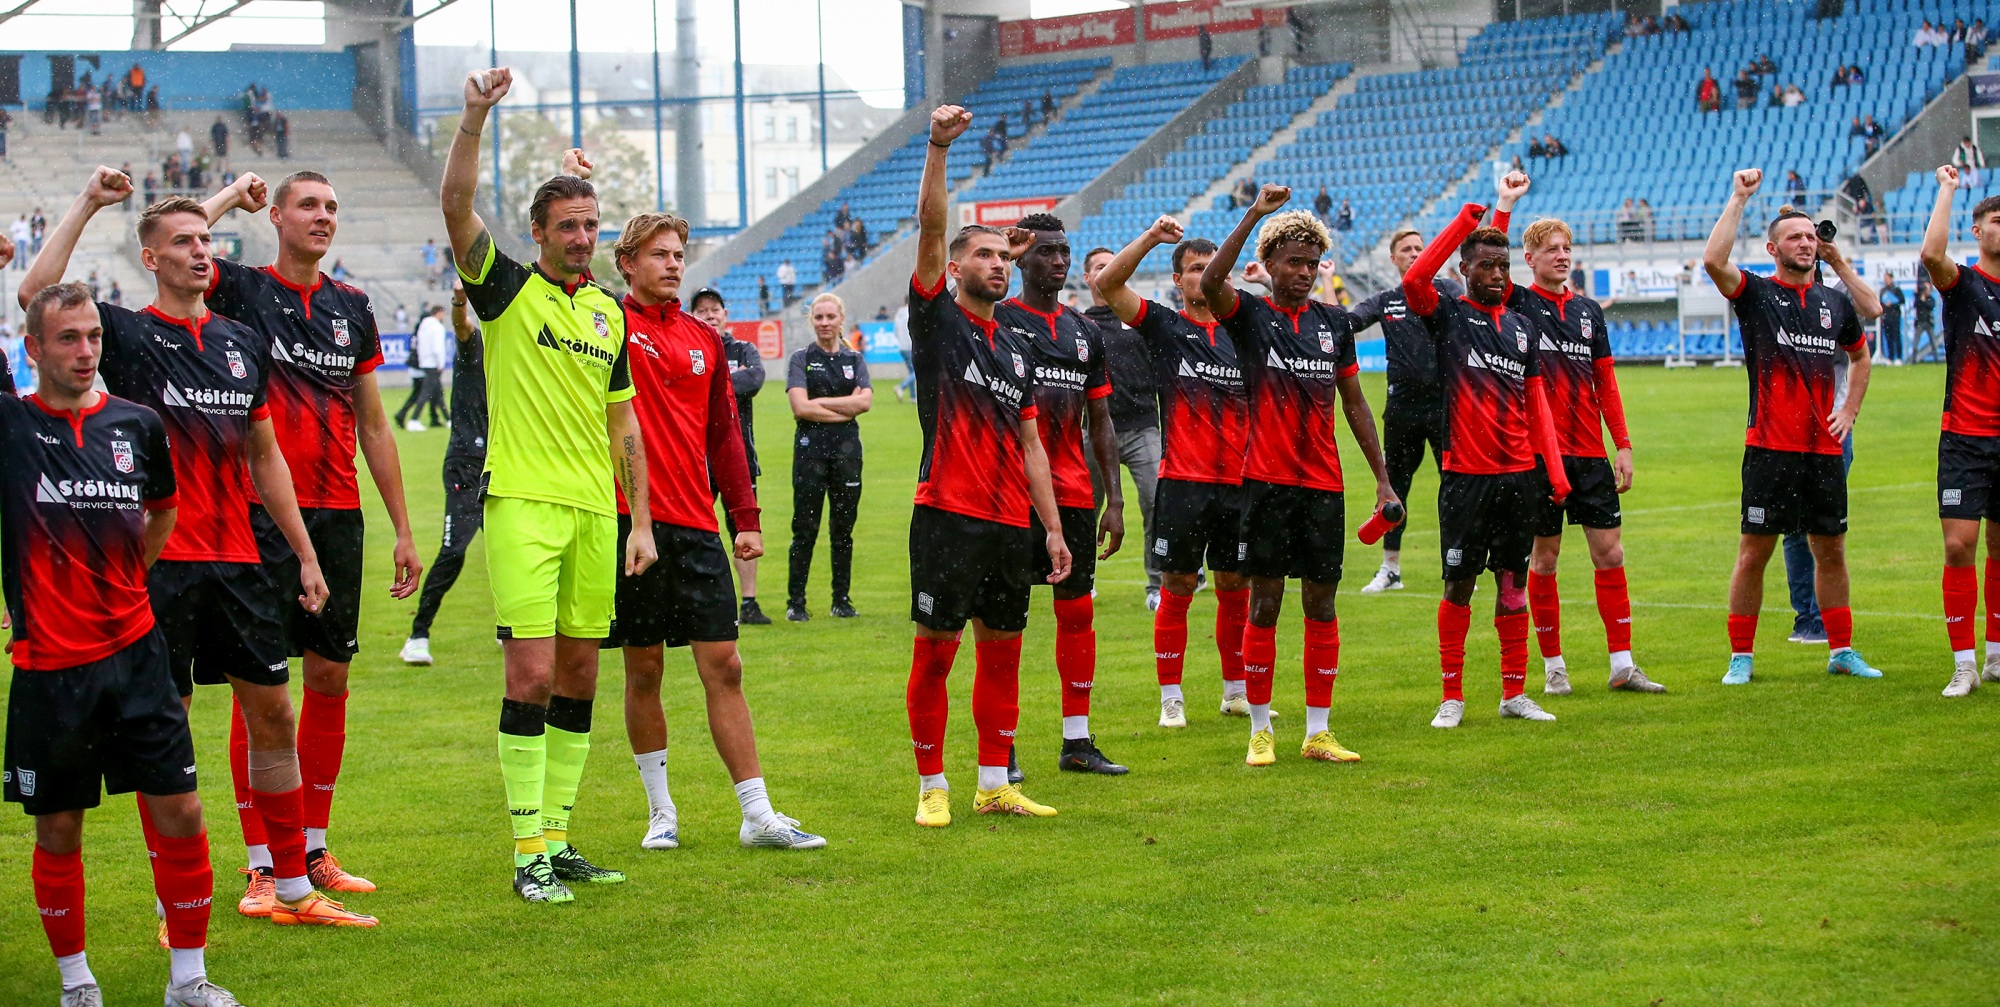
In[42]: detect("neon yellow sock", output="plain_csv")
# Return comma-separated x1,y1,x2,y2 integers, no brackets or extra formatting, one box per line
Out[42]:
541,725,590,858
499,730,545,868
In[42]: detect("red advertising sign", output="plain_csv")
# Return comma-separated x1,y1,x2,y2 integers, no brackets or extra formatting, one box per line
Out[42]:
731,319,784,360
958,196,1062,228
1000,1,1282,57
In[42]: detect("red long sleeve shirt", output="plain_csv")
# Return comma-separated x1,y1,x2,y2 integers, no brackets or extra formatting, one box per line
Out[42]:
619,297,760,534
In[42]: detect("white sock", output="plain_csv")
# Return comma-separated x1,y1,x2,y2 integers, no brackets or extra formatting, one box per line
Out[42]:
274,874,312,903
155,898,165,919
245,844,272,871
919,773,948,792
1609,650,1635,673
1383,554,1401,574
1061,715,1089,741
1223,680,1247,700
633,749,674,817
168,946,206,987
304,827,327,854
1160,684,1183,702
1544,655,1566,673
734,777,778,829
1987,641,2000,658
1249,703,1272,732
1305,706,1329,736
56,951,94,991
1831,645,1854,656
1955,648,1976,665
976,764,1008,791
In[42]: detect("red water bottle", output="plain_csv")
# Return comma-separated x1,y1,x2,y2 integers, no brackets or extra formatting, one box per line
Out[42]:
1357,500,1406,545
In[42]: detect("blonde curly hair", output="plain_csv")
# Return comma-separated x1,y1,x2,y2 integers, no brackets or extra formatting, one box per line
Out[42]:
1256,209,1332,262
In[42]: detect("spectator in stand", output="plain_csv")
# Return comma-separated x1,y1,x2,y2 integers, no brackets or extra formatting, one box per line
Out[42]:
174,127,194,167
1624,12,1644,37
1782,84,1807,107
29,208,45,254
1616,198,1640,242
7,216,27,270
125,63,145,112
1786,169,1808,199
1734,70,1761,109
393,304,409,330
1041,89,1057,122
1847,64,1865,83
144,85,159,124
1510,154,1526,173
777,259,797,304
83,82,102,135
1749,53,1778,76
141,171,159,206
274,113,290,160
1665,12,1690,32
1334,199,1354,232
1914,273,1937,359
0,107,9,162
822,228,845,284
1313,186,1332,221
240,82,258,128
210,117,229,159
421,237,442,288
1854,191,1882,243
833,201,851,230
1878,272,1904,365
1020,97,1036,127
1528,136,1548,157
1951,18,1969,43
1235,176,1257,208
1543,134,1567,157
1915,19,1945,46
979,128,997,171
1636,198,1656,241
1698,68,1720,112
758,276,772,317
850,217,870,261
106,281,122,307
1768,82,1787,108
1970,20,1990,62
1848,115,1866,137
1198,25,1213,71
1954,135,1986,189
1829,65,1852,92
330,259,350,283
1861,115,1885,155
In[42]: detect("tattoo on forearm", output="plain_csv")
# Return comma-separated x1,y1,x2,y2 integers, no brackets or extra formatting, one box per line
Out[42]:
619,434,640,496
460,231,490,275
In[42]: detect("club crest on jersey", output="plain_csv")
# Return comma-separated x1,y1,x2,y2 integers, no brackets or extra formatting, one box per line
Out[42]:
593,312,610,339
331,318,351,347
1819,306,1832,330
842,364,854,379
1075,339,1089,362
1319,334,1335,353
690,348,707,375
1012,352,1026,378
1516,328,1528,353
225,350,246,379
111,440,133,474
1581,316,1593,340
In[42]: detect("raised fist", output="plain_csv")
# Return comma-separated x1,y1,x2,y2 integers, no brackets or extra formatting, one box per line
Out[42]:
1253,183,1291,214
1003,225,1036,261
1497,170,1531,202
1939,164,1961,190
930,105,972,146
1148,215,1185,244
465,68,513,109
84,165,134,208
561,148,593,180
1732,168,1763,198
235,172,269,213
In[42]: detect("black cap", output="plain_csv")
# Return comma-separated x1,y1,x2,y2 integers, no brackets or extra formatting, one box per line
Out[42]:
690,287,726,309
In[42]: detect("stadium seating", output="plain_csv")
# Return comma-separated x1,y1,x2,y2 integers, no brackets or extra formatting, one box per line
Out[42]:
710,57,1110,311
1068,63,1351,275
1882,165,1986,243
1469,0,1984,244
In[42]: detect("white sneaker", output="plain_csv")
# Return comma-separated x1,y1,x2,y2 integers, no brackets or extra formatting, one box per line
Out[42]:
1608,665,1666,693
165,978,244,1007
1985,652,2000,683
1429,699,1465,728
1544,663,1572,696
1360,566,1404,594
60,985,103,1007
1159,696,1187,728
399,637,432,666
1944,660,1981,698
740,817,826,849
1499,694,1557,721
1219,695,1251,717
404,419,426,432
641,810,679,849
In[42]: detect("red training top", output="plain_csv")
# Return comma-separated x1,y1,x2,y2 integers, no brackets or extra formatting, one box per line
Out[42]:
619,296,760,534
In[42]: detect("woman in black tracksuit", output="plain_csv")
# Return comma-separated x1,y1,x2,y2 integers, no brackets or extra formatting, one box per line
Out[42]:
785,293,871,621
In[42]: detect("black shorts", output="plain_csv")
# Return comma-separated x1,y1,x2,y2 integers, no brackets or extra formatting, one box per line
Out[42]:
1437,470,1539,581
149,559,291,697
909,504,1033,634
1741,445,1847,536
1151,477,1246,575
251,504,365,663
604,515,739,650
1534,456,1623,537
1938,431,2000,521
1238,479,1346,583
5,630,197,816
1031,504,1098,594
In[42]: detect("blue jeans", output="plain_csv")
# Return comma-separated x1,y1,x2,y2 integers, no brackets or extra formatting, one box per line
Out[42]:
897,349,916,398
1781,433,1855,629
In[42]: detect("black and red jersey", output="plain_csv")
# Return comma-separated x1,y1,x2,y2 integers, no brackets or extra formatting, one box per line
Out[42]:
96,302,270,564
618,296,759,534
206,259,383,509
0,393,176,670
1348,278,1461,402
997,298,1110,510
1727,269,1865,456
1417,292,1543,474
1937,265,2000,437
909,274,1040,527
1215,289,1359,492
1506,283,1629,458
1132,298,1247,485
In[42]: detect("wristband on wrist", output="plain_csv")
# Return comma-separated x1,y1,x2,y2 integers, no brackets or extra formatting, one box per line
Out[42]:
929,139,950,148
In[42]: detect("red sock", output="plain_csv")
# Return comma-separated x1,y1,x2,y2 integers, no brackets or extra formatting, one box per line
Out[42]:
1728,613,1758,655
1823,606,1853,651
1946,565,1979,653
1153,589,1192,687
146,830,212,950
297,687,347,837
1302,617,1339,708
135,791,160,847
1241,622,1277,706
905,637,959,776
1527,570,1562,659
228,699,265,848
1983,557,2000,648
1215,587,1249,685
970,637,1022,768
1593,567,1633,653
255,784,306,882
31,845,85,958
1053,596,1095,718
1497,612,1530,699
1438,600,1471,701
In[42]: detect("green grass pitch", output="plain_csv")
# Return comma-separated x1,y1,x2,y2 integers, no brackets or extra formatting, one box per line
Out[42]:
2,365,1996,1005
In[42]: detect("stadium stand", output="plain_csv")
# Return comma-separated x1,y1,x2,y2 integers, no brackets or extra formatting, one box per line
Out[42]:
1069,62,1352,275
710,57,1110,312
1474,0,1980,244
1883,164,1986,244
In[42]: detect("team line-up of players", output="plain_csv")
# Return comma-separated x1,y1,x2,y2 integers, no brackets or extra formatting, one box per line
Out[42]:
6,78,2000,1004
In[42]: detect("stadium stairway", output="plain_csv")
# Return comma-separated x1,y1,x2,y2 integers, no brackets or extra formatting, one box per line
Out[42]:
0,109,446,334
